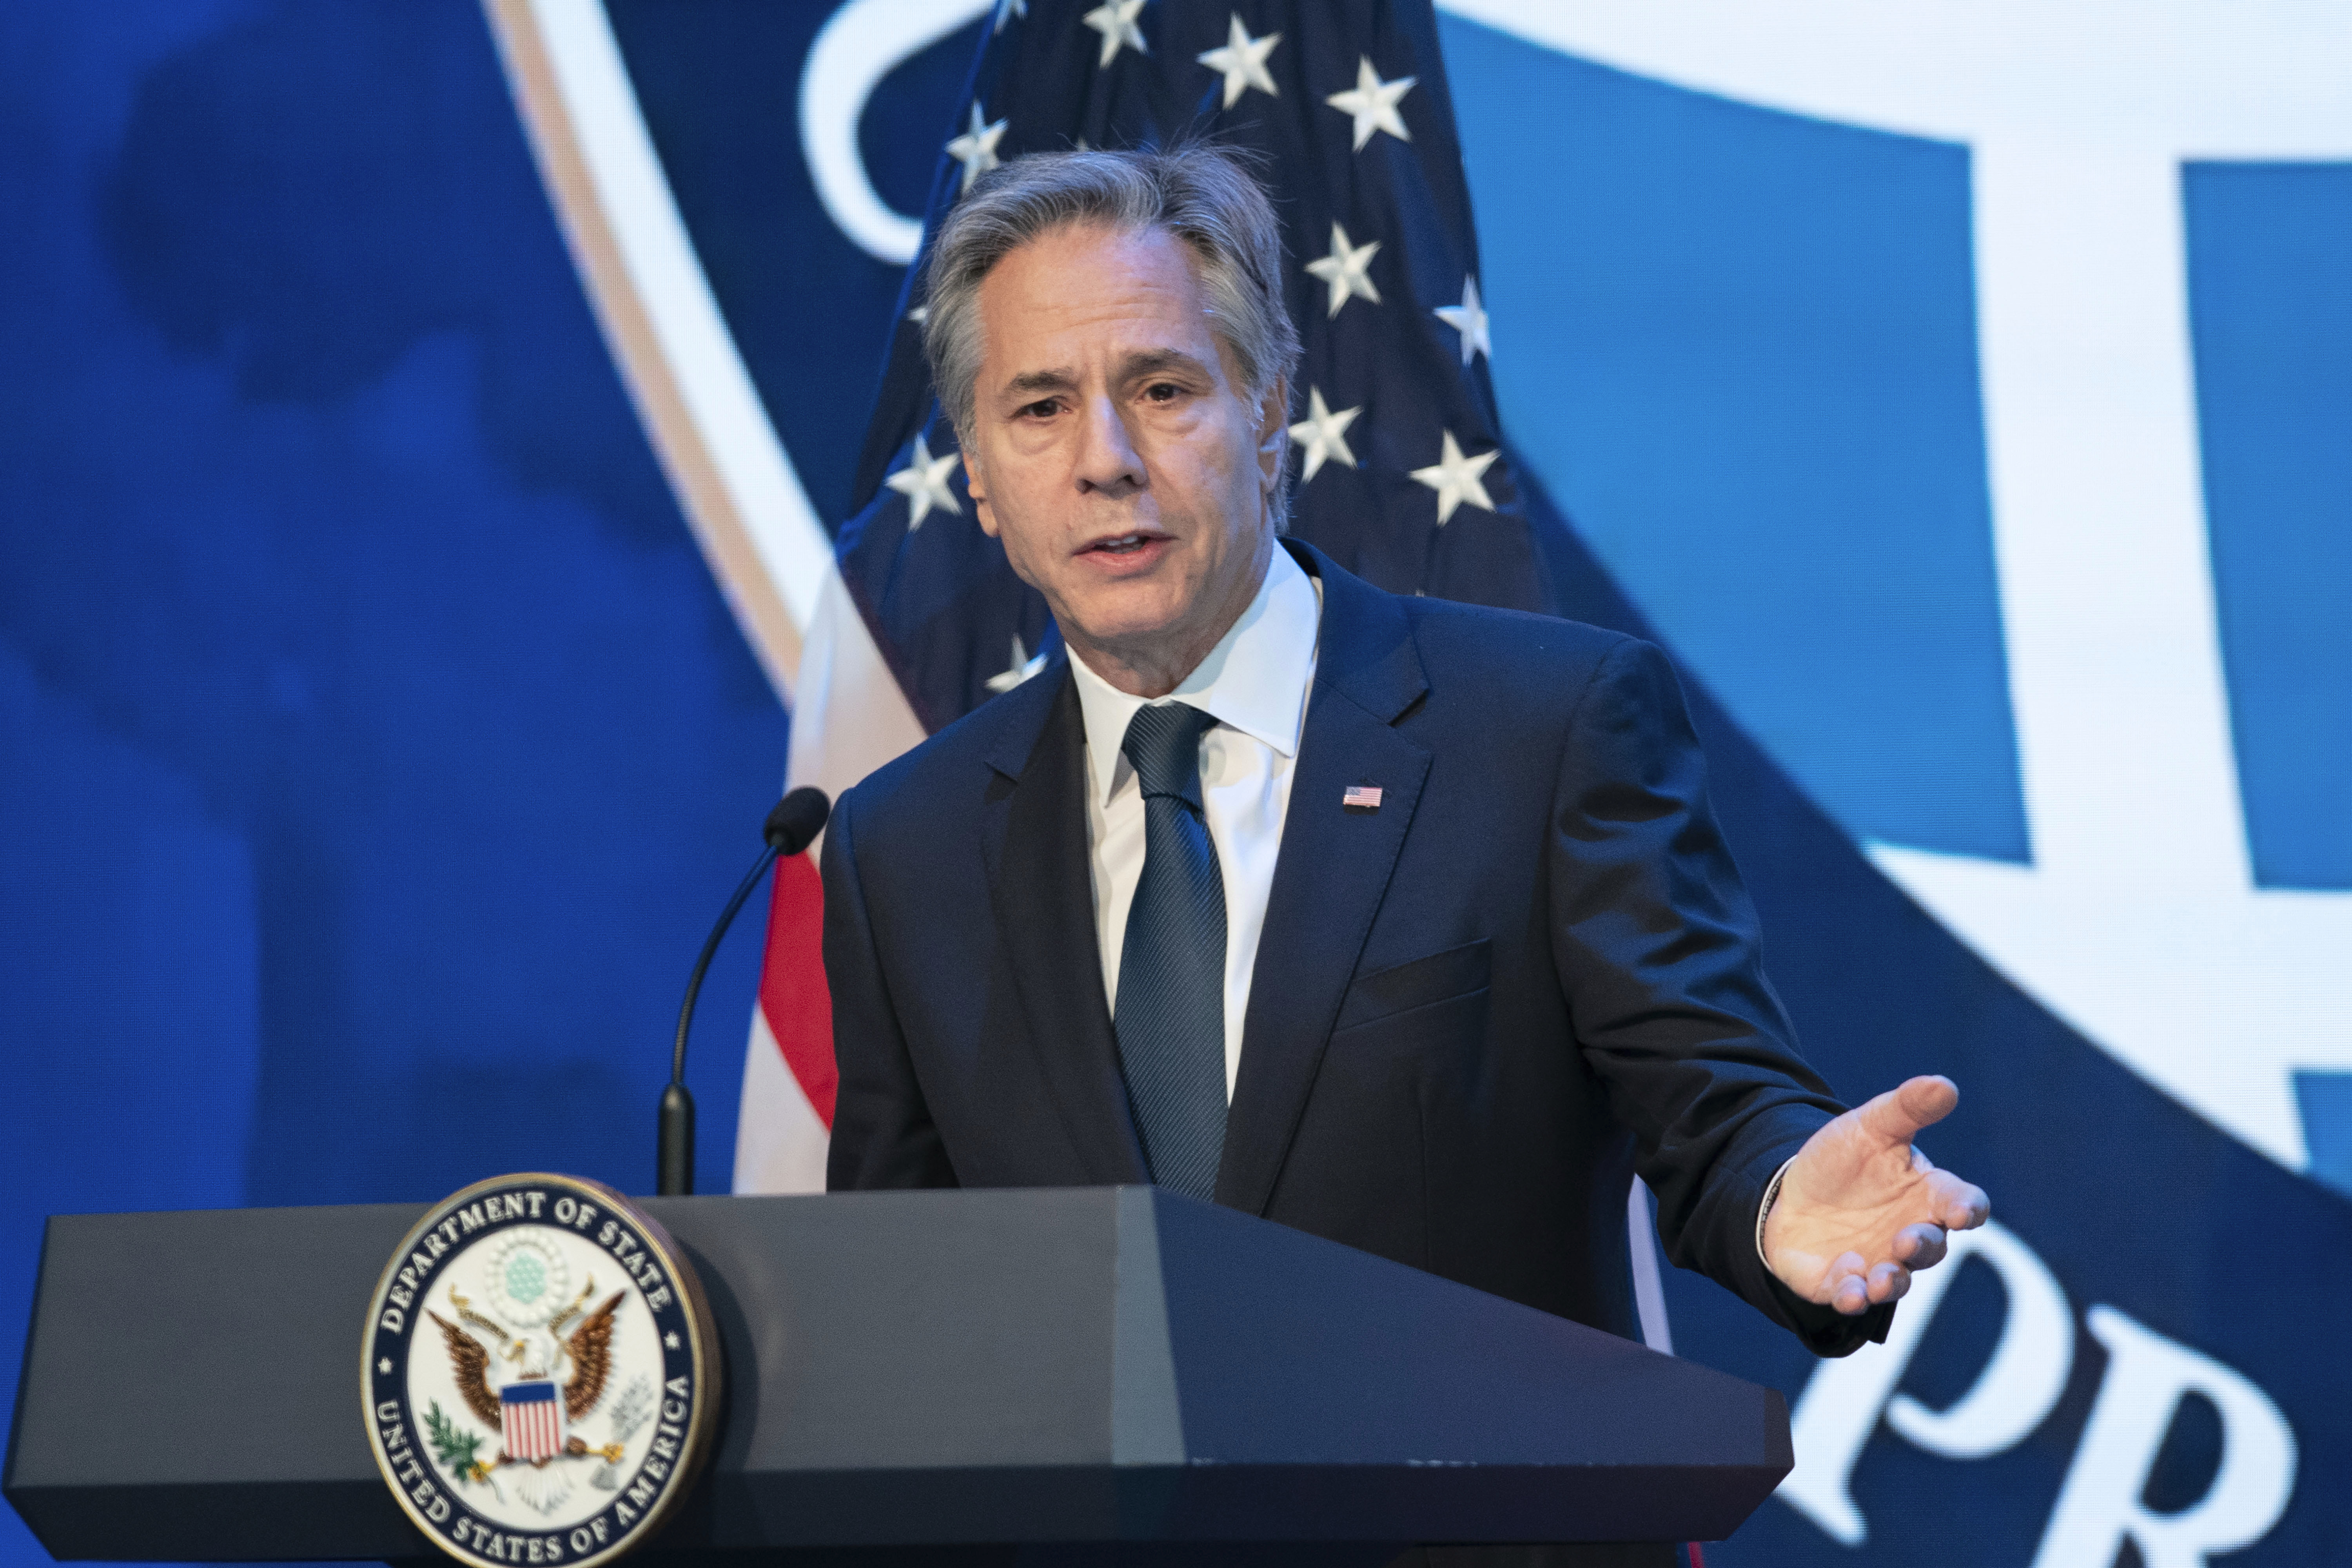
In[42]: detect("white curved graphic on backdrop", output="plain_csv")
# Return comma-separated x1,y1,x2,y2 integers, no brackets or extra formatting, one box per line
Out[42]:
490,0,838,693
802,0,992,265
490,0,932,1198
1450,0,2352,1175
495,0,927,759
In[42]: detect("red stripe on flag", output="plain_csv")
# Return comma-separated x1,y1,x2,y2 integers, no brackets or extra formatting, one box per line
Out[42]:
758,851,836,1128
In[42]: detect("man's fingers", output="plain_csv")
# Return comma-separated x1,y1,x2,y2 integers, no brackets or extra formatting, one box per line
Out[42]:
1927,1170,1991,1229
1826,1251,1871,1314
1895,1222,1948,1269
1823,1249,1925,1312
1856,1074,1960,1146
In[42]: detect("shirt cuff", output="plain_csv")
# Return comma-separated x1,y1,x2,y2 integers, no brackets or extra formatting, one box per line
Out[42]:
1755,1155,1797,1266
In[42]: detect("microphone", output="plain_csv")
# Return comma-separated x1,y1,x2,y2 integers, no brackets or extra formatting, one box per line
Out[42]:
658,786,831,1196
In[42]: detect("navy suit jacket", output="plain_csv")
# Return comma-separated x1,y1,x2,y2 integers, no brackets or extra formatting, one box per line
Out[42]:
824,540,1886,1355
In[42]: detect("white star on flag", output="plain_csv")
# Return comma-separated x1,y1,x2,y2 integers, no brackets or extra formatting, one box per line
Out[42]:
1197,15,1279,109
378,1358,393,1375
1288,387,1362,481
1434,276,1490,366
992,0,1025,34
886,434,962,529
1324,56,1415,151
946,102,1008,193
986,634,1051,694
907,303,929,324
1409,430,1499,524
664,1331,680,1350
1082,0,1147,69
1305,222,1381,318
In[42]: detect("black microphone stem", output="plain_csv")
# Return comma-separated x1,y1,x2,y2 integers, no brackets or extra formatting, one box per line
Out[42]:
659,787,830,1199
659,843,779,1196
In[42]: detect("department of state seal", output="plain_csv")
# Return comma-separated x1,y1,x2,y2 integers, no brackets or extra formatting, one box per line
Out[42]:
362,1174,720,1568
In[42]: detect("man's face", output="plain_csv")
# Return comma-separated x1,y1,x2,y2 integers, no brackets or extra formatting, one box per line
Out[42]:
960,222,1286,685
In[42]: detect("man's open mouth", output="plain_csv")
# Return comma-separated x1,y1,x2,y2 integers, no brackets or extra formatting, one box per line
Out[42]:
1084,531,1167,556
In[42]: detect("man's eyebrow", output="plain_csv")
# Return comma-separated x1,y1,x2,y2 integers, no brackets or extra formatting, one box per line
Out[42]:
996,350,1214,403
1120,348,1212,381
1000,368,1078,399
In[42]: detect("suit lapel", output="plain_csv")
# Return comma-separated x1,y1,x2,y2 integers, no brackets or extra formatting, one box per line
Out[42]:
1216,545,1431,1215
980,666,1152,1185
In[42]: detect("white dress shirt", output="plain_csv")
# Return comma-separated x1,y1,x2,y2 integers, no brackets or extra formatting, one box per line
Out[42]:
1066,544,1321,1102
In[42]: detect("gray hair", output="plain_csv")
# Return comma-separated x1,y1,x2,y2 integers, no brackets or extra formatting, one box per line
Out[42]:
921,146,1303,524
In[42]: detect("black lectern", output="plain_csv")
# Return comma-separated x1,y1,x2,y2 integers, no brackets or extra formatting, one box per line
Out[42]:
6,1187,1790,1564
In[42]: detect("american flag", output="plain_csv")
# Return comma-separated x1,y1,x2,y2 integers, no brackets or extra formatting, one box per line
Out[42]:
500,1377,564,1464
738,0,1563,1192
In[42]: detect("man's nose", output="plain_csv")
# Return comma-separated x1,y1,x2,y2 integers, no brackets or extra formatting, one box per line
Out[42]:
1073,393,1144,497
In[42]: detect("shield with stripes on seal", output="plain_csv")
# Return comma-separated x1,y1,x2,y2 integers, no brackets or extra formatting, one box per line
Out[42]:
499,1377,564,1463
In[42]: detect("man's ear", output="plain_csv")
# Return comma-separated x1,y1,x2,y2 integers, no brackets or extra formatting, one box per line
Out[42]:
1255,376,1290,495
962,450,999,539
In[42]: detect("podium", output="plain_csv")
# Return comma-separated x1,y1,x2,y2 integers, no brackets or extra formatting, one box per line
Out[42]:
6,1187,1791,1564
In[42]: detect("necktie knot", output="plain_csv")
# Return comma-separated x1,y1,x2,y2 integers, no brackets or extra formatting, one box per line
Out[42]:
1121,703,1217,809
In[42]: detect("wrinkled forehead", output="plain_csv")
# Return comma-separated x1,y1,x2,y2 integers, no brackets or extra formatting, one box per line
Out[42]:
973,220,1227,371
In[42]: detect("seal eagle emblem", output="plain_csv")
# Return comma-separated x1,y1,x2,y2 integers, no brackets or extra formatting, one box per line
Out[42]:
361,1174,720,1568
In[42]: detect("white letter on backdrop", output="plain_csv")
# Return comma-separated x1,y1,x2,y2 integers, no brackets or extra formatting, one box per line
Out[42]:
2032,1305,2296,1568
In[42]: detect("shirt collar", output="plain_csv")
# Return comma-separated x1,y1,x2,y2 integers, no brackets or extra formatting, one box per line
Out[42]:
1067,543,1321,807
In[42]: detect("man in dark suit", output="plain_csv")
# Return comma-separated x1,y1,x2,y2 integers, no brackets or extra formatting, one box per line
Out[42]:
824,146,1987,1360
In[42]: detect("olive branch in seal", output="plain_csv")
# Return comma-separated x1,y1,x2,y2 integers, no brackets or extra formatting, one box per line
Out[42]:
421,1400,492,1485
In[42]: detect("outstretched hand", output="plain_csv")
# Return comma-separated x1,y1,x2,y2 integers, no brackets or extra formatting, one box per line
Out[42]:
1763,1075,1990,1316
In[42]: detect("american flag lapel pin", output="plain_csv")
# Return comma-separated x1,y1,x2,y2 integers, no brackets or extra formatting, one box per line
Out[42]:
1342,784,1383,813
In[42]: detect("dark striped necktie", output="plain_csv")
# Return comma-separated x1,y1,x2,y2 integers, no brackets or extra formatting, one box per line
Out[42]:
1113,702,1229,1202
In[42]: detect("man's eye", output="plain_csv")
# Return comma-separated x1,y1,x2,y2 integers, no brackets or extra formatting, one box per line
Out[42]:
1143,382,1180,403
1020,399,1058,419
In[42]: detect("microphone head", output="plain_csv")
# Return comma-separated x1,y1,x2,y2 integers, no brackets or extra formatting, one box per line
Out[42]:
764,787,832,857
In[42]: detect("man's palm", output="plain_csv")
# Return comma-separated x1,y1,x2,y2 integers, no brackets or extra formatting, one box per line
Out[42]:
1764,1075,1991,1316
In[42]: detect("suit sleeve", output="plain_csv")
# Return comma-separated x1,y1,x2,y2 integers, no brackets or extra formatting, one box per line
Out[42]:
821,786,960,1192
1548,637,1890,1356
